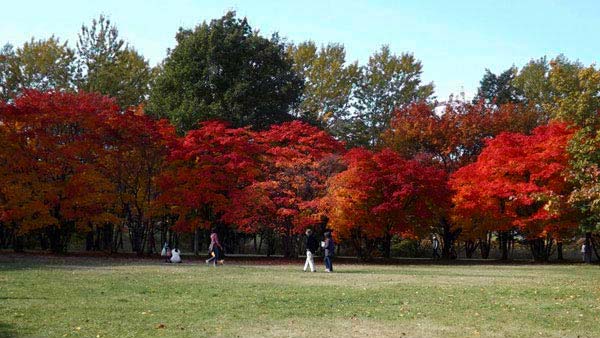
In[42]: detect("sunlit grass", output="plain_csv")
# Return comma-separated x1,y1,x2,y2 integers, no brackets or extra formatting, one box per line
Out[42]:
1,255,599,337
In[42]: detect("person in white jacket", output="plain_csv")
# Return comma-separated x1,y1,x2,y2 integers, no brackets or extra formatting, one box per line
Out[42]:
170,248,182,263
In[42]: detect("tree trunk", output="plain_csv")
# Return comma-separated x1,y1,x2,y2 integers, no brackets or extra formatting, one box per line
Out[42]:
499,231,509,260
147,225,156,254
591,235,600,261
441,218,460,259
39,234,49,251
194,228,200,256
382,233,392,259
556,241,563,261
280,220,297,258
529,236,553,262
13,235,24,252
464,239,478,258
257,233,263,255
47,225,70,254
584,232,593,263
111,225,122,253
0,225,6,248
93,226,102,250
479,232,492,259
85,231,94,251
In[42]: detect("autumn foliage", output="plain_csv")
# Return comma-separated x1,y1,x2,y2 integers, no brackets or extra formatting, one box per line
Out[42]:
451,122,577,261
156,121,263,233
322,148,449,258
156,120,344,257
383,102,541,171
0,90,584,261
0,91,174,252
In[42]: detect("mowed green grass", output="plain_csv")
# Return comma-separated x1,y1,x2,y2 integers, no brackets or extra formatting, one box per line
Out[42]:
1,256,599,338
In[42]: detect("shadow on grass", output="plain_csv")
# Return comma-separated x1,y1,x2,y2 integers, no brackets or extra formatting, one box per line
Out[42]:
0,297,48,300
0,253,169,271
333,270,379,274
0,322,20,338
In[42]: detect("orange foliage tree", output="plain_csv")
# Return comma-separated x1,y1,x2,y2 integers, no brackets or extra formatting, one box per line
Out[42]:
0,91,119,253
98,109,175,253
322,148,449,259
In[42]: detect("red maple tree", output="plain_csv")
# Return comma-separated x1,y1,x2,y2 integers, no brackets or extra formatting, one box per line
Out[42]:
451,122,577,261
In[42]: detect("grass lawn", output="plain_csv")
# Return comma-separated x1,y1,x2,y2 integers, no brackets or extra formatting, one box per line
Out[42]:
1,255,599,338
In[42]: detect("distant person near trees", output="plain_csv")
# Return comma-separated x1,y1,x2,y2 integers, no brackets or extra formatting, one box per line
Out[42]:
432,235,441,259
322,232,335,272
170,248,182,263
161,242,172,263
206,230,224,267
303,229,318,272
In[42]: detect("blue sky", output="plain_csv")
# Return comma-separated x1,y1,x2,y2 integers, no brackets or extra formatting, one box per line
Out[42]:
2,0,599,100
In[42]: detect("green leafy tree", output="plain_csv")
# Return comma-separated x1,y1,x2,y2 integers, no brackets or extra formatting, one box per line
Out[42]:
351,46,434,147
550,59,600,237
148,11,303,132
287,41,360,140
0,44,17,102
472,67,522,105
513,57,552,112
547,56,597,125
513,55,600,253
76,15,153,108
0,38,75,101
15,37,76,92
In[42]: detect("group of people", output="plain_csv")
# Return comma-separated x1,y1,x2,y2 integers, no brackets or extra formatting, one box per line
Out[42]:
161,230,224,266
161,244,182,263
162,228,335,271
303,229,335,272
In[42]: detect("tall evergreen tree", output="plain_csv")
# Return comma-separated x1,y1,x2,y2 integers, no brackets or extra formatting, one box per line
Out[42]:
473,67,522,105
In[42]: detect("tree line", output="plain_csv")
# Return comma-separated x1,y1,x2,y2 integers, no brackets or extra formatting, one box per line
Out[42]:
1,12,599,262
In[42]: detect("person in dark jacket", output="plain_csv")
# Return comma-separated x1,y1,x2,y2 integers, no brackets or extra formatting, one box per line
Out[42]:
323,231,334,272
303,229,318,272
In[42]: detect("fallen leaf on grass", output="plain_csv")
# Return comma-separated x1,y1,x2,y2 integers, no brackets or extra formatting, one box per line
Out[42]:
156,324,166,329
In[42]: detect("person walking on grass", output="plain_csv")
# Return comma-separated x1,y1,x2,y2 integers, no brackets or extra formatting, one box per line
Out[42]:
303,229,318,272
206,230,224,267
323,232,335,272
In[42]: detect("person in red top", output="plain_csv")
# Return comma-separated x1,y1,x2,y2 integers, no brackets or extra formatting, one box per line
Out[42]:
206,230,224,267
